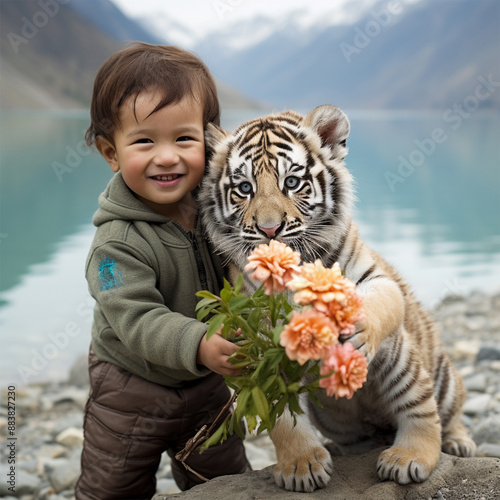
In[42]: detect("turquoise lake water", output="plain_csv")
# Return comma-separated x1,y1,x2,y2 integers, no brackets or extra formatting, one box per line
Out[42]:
1,108,499,386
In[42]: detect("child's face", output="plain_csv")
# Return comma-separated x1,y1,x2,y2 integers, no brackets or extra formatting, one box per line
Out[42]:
97,90,205,222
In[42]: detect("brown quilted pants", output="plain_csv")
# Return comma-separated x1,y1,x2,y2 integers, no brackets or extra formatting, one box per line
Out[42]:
75,347,249,500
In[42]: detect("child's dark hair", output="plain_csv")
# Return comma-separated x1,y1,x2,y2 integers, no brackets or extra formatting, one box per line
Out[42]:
85,42,220,146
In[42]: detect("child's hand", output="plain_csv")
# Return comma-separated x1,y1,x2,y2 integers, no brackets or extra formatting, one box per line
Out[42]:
196,327,242,377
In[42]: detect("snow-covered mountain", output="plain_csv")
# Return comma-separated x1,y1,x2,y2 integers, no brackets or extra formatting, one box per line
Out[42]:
118,0,500,111
136,1,387,51
134,0,500,110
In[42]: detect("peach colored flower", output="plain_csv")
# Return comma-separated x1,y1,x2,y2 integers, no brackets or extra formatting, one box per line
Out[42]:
315,289,364,336
319,342,368,399
280,309,339,365
288,260,352,305
245,240,301,295
287,260,364,335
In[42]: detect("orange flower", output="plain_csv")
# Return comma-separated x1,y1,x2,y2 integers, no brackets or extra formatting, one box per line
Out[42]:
245,240,301,295
315,290,364,336
288,260,352,304
287,260,364,335
319,342,368,399
280,309,339,365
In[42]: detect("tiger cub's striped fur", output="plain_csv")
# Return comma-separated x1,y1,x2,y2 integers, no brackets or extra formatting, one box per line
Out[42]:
199,105,476,492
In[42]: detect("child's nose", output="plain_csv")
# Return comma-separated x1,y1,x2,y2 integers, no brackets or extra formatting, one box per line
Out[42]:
153,145,179,167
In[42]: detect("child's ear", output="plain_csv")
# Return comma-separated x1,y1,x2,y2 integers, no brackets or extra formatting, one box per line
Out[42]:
95,136,120,172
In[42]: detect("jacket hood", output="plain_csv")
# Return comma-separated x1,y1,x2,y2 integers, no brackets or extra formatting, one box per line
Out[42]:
93,172,168,227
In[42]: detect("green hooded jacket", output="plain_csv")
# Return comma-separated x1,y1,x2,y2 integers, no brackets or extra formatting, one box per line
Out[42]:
86,172,224,387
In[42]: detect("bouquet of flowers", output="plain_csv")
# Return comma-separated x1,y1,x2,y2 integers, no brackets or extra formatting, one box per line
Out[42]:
195,240,367,450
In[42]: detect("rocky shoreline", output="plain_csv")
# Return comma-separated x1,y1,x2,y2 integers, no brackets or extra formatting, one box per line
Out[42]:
1,290,499,499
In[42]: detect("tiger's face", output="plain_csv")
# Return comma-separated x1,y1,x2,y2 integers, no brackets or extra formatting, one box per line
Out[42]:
200,106,355,266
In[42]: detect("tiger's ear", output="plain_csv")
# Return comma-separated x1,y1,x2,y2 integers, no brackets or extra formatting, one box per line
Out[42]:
304,105,350,150
205,123,230,160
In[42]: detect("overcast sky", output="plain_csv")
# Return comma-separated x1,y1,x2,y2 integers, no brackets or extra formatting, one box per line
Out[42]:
110,0,417,37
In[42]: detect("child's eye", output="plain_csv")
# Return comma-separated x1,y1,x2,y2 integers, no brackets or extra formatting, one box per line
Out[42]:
177,136,194,142
134,138,153,144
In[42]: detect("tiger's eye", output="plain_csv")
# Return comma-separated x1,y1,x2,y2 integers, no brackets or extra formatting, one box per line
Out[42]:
239,181,253,194
285,176,300,189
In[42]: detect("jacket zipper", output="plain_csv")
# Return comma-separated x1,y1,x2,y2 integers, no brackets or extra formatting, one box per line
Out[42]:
188,232,209,292
173,221,209,291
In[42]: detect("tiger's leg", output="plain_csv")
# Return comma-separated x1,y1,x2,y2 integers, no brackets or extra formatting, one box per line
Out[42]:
375,332,442,484
270,401,333,493
435,357,477,457
442,413,476,457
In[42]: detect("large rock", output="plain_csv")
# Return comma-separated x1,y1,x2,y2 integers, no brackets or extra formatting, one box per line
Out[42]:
155,449,500,500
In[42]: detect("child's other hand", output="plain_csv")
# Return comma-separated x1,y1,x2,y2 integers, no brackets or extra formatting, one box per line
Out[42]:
196,327,242,377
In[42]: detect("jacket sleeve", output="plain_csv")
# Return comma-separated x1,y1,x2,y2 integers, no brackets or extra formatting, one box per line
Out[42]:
86,239,209,377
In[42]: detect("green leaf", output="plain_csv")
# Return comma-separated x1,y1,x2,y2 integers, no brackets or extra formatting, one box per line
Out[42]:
196,290,220,300
287,382,301,393
234,273,244,294
251,386,270,427
196,301,221,322
271,394,288,422
261,374,277,394
246,414,257,434
308,389,323,409
206,313,225,339
228,357,252,369
200,419,227,451
272,325,284,347
232,416,246,440
235,388,251,421
264,347,284,369
282,298,295,315
229,295,251,314
195,296,218,310
288,392,303,416
247,307,262,331
252,285,266,299
220,287,232,303
277,375,287,394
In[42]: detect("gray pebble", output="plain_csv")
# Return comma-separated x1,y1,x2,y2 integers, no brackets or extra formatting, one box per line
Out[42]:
476,442,500,458
462,393,493,415
473,415,500,445
463,372,488,392
47,457,80,493
477,346,500,361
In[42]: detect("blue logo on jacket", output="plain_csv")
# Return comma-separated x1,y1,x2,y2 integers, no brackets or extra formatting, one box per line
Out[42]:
98,256,124,291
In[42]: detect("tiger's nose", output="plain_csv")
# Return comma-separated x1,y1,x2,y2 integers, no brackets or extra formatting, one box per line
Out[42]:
258,224,281,238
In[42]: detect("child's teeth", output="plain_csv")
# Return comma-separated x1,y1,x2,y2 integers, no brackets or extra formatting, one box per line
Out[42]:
155,175,178,180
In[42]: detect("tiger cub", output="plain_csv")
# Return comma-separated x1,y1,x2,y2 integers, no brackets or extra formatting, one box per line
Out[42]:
199,105,476,492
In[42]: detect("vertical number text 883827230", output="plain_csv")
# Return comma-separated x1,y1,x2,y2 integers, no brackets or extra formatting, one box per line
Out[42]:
6,385,17,494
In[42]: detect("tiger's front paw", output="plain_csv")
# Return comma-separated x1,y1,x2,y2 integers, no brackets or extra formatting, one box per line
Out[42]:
273,445,333,492
377,445,439,484
442,434,476,457
344,322,374,362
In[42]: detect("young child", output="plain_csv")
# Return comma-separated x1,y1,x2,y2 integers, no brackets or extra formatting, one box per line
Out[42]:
75,42,249,500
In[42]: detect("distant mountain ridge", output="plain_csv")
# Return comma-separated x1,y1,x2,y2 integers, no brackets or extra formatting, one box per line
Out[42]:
0,0,257,109
180,0,499,110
